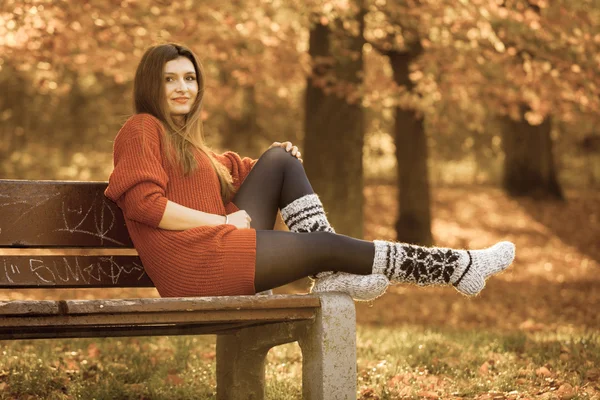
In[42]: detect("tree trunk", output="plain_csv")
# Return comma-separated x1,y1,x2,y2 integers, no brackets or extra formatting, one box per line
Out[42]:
388,47,433,246
221,84,262,156
304,6,366,238
218,63,263,157
501,110,564,200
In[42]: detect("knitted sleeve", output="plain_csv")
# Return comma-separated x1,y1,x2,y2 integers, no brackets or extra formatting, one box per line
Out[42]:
214,151,258,191
104,114,169,228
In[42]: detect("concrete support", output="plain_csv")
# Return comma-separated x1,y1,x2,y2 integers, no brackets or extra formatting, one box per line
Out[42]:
216,293,356,400
298,293,357,400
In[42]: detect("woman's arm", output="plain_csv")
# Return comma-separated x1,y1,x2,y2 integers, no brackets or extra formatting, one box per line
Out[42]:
210,150,258,191
105,115,170,228
158,200,226,230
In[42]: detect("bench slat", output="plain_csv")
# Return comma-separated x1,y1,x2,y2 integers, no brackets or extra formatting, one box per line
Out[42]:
0,295,320,316
0,255,153,288
0,180,131,248
0,309,316,328
64,295,321,314
0,300,60,315
0,321,280,340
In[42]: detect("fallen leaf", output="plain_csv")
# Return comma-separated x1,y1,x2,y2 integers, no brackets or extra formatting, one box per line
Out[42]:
65,359,80,372
519,319,545,332
394,386,412,396
388,373,411,387
124,383,145,392
359,388,379,399
416,390,439,399
587,368,600,381
87,343,100,359
479,361,490,375
556,383,575,400
166,374,184,386
536,366,552,377
537,393,554,400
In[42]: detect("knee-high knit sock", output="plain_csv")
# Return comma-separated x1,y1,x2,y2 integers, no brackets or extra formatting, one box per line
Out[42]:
280,193,335,234
371,240,515,296
280,193,335,280
280,194,389,301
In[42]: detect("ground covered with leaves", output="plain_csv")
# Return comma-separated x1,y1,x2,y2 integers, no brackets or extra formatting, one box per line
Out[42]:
1,186,598,399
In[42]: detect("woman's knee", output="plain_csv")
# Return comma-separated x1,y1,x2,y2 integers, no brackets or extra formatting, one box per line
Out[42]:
261,146,300,167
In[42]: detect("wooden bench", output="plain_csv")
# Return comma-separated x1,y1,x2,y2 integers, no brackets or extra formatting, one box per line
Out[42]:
0,179,357,399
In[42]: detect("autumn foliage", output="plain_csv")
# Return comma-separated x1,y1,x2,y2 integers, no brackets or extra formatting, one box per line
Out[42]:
1,2,599,398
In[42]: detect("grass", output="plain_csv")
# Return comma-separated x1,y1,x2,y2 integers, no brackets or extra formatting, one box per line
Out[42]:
1,336,218,400
354,327,599,399
0,327,598,399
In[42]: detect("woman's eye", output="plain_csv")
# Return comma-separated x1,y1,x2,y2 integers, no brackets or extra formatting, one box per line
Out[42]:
186,76,196,81
165,77,173,82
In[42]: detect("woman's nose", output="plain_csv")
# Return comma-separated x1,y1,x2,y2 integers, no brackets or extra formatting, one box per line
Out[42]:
176,78,186,92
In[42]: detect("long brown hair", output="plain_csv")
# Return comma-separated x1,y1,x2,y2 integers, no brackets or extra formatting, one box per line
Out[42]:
133,43,236,204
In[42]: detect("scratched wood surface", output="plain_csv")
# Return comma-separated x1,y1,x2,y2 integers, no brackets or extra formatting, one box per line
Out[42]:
0,255,154,288
0,180,154,287
0,180,132,247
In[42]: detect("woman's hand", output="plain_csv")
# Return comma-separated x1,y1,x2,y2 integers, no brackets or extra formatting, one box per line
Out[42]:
268,141,303,163
226,210,252,229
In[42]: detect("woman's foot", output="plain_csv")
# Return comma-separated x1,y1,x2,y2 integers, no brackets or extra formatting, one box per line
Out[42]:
372,240,516,296
310,272,390,301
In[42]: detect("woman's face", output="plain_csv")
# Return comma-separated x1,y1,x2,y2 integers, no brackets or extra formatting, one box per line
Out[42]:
164,56,198,118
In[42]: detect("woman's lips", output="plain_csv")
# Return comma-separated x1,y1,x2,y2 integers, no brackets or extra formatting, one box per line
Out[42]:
172,98,189,104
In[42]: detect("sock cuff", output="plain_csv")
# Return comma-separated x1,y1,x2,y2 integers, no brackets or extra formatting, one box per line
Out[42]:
281,193,336,233
280,193,323,221
372,240,391,275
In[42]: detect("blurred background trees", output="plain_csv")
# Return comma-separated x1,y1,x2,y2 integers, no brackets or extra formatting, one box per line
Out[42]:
1,0,599,244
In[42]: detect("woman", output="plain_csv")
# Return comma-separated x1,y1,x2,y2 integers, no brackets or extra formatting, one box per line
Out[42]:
105,43,515,301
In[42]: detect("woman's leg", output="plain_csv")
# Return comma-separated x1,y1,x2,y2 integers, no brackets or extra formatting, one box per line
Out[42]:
231,146,314,230
231,146,389,300
253,231,375,292
254,230,515,297
232,146,516,297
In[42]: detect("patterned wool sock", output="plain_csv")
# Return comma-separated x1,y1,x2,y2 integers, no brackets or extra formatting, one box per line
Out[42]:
309,272,390,302
371,240,515,296
280,194,390,301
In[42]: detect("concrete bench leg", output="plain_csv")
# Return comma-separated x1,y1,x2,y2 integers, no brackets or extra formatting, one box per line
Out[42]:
298,293,357,400
216,293,356,400
216,321,301,400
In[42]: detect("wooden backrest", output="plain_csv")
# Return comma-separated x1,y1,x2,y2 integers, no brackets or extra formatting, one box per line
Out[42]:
0,179,154,289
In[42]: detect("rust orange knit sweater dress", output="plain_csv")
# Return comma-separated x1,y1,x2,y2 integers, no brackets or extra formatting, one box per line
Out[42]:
104,113,258,297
